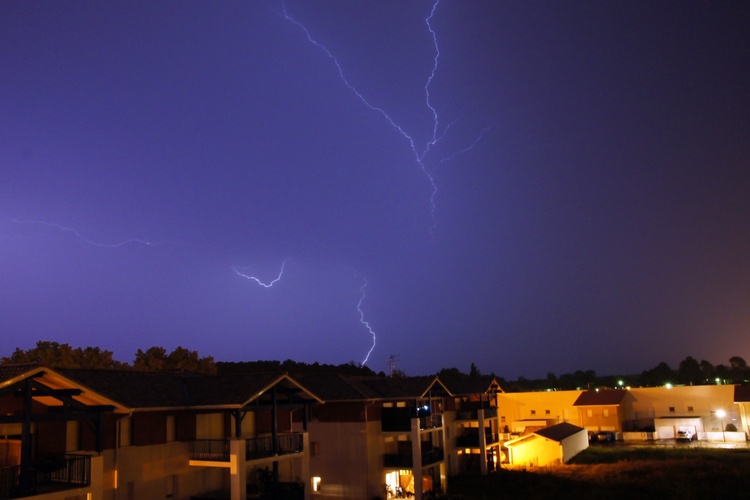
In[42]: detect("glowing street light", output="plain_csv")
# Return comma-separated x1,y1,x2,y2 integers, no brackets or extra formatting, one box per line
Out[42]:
716,409,726,442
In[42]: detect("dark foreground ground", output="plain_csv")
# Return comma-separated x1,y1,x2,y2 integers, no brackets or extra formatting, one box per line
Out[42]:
445,446,750,499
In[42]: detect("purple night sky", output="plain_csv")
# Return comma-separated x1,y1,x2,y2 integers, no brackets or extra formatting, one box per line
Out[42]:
2,1,749,378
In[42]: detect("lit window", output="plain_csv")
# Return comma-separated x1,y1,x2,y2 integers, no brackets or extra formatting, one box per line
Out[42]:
603,409,609,418
586,410,593,418
312,477,322,492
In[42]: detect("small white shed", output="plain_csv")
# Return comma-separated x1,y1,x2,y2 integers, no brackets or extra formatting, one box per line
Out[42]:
504,422,588,468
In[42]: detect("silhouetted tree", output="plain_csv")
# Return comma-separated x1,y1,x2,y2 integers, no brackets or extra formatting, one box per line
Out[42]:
640,362,675,387
729,356,748,383
437,367,466,381
133,346,216,374
469,362,482,378
677,356,702,385
699,359,715,383
2,341,124,369
715,363,730,384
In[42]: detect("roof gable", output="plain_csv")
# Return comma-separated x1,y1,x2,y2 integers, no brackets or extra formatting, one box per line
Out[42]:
574,389,627,406
442,375,503,396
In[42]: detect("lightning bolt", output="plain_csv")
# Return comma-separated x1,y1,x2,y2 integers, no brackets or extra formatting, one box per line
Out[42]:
438,125,493,165
357,277,377,366
232,260,287,288
281,0,488,234
1,214,157,248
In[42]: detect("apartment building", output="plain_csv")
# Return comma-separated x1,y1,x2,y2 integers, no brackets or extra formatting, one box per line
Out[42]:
0,364,321,500
298,374,451,500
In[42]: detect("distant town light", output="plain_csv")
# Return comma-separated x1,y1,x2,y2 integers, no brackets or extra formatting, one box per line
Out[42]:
665,383,673,389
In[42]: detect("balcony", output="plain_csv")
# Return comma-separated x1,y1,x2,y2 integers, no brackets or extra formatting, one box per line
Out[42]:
456,431,500,448
419,414,442,430
382,408,443,432
383,447,444,468
190,440,230,462
381,408,414,432
245,433,304,460
456,408,498,421
190,434,305,463
0,454,91,499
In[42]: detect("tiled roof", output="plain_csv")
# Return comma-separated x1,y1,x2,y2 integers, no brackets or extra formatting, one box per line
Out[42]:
186,373,322,406
535,422,585,442
734,385,750,403
298,374,381,401
58,369,198,408
298,375,451,402
58,369,322,409
442,376,503,396
573,389,627,406
0,363,42,384
357,376,451,399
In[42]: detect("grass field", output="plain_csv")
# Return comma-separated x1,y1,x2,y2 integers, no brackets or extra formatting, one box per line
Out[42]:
445,446,750,499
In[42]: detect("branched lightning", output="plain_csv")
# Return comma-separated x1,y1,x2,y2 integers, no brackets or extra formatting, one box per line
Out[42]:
1,215,156,248
281,0,492,233
357,277,377,366
232,260,287,288
269,1,490,366
438,125,493,165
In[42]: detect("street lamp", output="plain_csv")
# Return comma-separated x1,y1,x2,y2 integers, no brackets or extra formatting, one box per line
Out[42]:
716,409,726,442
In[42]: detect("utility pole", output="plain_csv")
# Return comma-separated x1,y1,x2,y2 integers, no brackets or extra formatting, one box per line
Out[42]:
388,354,399,378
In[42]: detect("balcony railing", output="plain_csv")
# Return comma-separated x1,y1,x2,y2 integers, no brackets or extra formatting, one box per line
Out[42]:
246,433,304,460
456,434,480,447
0,454,91,499
420,414,442,430
456,408,498,421
190,440,230,462
456,431,500,448
422,447,444,466
383,447,444,469
190,434,304,463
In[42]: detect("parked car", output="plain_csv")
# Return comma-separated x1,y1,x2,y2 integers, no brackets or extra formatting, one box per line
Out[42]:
676,430,695,441
595,431,615,442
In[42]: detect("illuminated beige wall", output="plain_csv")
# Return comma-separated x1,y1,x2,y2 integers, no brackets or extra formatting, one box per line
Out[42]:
628,385,738,429
496,391,583,430
101,442,226,500
308,420,374,499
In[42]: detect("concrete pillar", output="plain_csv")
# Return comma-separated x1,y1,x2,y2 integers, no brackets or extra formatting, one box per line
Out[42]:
230,439,246,500
302,432,310,500
411,418,422,500
90,455,104,500
478,410,488,475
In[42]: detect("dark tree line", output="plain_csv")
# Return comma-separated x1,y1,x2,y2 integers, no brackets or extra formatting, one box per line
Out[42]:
502,356,749,392
3,342,748,388
1,341,377,377
2,341,217,375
